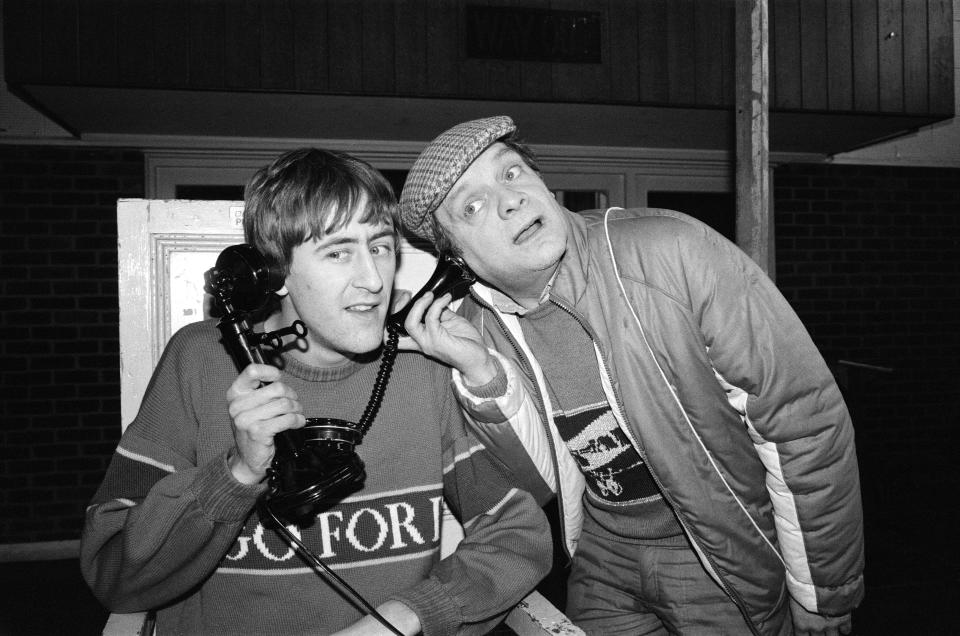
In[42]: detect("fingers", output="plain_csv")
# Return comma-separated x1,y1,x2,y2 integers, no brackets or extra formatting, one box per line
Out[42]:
226,363,281,400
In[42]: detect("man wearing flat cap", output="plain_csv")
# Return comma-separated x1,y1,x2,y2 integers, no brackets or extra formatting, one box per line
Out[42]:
399,116,864,636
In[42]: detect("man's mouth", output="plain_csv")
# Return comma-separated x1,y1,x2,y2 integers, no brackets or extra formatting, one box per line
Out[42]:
346,302,380,314
514,218,543,244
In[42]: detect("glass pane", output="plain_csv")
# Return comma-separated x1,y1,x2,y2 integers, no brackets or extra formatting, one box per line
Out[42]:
648,191,735,242
558,190,608,212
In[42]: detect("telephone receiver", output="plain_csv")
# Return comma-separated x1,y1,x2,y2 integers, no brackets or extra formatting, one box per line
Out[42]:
388,255,477,336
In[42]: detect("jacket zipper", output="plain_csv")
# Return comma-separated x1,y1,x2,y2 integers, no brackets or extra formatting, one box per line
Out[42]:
468,291,574,563
547,297,763,636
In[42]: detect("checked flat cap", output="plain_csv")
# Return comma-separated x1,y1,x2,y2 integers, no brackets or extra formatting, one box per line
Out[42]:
400,115,516,242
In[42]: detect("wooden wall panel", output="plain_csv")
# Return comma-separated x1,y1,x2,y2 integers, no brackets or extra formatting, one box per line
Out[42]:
928,0,953,113
78,0,118,85
607,0,639,103
260,0,295,90
224,0,261,90
694,0,724,106
551,0,608,102
394,0,429,94
361,1,396,93
772,0,802,109
293,0,329,91
637,0,669,104
800,0,827,110
152,0,190,88
852,0,879,111
3,0,42,80
902,0,929,113
666,0,696,105
188,0,226,88
41,0,78,84
327,1,363,92
3,0,951,119
826,0,854,110
117,1,155,86
720,0,736,105
878,0,904,112
424,0,459,95
514,0,553,101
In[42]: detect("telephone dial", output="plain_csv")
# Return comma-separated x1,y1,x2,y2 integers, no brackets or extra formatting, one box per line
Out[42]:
203,242,476,633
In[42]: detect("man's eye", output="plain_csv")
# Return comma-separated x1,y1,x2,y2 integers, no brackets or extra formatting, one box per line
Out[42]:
371,243,394,256
504,165,522,181
464,200,482,217
326,250,347,261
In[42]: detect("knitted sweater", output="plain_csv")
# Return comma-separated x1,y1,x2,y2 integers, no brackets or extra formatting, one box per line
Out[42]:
80,319,550,635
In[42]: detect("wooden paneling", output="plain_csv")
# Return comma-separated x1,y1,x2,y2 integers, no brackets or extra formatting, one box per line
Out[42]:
772,0,802,109
188,0,226,88
3,0,952,119
666,0,696,105
928,0,953,113
800,0,827,110
826,0,854,110
637,0,669,104
394,0,429,94
852,0,880,111
41,0,78,84
78,0,118,85
152,0,190,87
902,0,929,113
293,0,329,91
327,1,363,92
260,1,295,90
878,0,904,112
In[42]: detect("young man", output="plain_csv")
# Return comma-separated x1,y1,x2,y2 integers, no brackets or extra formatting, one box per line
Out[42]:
399,116,864,636
81,147,550,635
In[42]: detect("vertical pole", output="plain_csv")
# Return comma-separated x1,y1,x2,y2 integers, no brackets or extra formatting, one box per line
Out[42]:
735,0,772,276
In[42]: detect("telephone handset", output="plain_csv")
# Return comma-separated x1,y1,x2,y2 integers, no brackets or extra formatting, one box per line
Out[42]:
388,255,477,335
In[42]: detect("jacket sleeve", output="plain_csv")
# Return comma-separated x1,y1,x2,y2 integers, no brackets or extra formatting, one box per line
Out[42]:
450,348,555,504
79,329,263,612
390,376,552,636
681,220,864,616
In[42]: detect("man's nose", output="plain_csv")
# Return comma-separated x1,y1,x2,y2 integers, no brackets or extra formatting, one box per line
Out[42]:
498,187,526,220
354,252,385,292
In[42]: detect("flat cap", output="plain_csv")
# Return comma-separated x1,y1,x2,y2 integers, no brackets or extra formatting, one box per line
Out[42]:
400,115,516,242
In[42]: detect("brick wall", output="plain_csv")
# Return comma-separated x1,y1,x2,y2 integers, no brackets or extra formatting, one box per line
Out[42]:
0,148,957,545
774,163,960,475
0,146,143,542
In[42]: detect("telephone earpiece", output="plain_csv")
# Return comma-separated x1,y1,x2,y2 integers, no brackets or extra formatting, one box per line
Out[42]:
389,255,476,335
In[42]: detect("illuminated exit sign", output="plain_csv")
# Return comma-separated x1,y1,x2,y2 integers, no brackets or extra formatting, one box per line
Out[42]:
465,6,602,63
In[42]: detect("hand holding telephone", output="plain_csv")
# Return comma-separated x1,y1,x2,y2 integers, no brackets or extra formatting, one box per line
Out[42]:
388,255,477,336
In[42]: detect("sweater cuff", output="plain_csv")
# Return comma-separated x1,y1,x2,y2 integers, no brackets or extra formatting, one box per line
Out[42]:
458,353,508,399
191,451,266,522
390,577,461,636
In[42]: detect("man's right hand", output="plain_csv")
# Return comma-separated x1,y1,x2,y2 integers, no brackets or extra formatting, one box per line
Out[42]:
226,363,306,485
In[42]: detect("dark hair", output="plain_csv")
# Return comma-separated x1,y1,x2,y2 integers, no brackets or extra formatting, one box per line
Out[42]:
429,131,540,257
243,148,398,276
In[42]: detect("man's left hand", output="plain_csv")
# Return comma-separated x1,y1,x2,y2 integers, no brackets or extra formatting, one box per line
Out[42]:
394,290,497,386
790,598,852,636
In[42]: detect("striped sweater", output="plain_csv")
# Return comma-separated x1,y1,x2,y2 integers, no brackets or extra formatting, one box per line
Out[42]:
80,319,550,635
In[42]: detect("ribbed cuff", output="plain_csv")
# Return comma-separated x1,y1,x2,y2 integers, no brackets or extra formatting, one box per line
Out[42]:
390,577,461,636
191,451,266,522
460,355,508,399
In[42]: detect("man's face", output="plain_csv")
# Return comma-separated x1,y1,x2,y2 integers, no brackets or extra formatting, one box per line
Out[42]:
435,143,568,304
278,204,397,367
